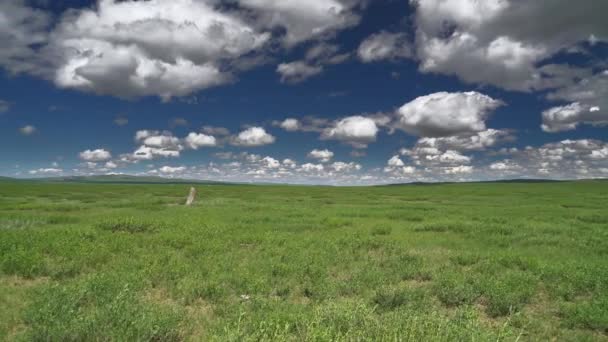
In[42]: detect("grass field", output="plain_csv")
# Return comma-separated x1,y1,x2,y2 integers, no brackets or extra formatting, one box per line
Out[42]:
1,180,607,341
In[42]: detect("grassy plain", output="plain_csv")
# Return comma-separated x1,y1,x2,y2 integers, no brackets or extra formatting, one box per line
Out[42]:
1,180,607,341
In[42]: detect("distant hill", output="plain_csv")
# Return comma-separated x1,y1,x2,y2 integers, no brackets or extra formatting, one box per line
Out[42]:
31,175,228,185
381,178,578,186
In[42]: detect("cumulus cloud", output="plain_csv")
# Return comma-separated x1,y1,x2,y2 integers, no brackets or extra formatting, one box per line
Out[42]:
46,0,276,100
273,116,329,133
541,102,608,132
387,155,405,167
489,160,522,172
239,0,362,46
358,31,412,62
19,125,36,135
444,165,474,174
232,127,276,147
127,130,183,160
105,161,118,169
79,149,112,162
308,149,334,162
0,0,51,76
278,118,301,131
396,91,503,137
542,70,608,131
322,115,379,148
300,163,325,172
261,156,281,169
413,129,514,152
489,139,608,179
185,132,217,149
277,62,323,83
158,166,187,174
329,161,361,172
410,0,607,91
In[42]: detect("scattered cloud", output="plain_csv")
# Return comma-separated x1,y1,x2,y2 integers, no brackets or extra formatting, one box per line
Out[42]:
308,149,334,163
542,70,608,131
396,92,504,137
79,149,112,162
358,31,412,63
542,102,607,132
184,132,217,149
277,118,301,131
410,0,607,91
158,166,187,174
277,62,323,83
231,127,276,147
322,115,379,148
19,125,36,135
127,130,184,160
28,168,62,175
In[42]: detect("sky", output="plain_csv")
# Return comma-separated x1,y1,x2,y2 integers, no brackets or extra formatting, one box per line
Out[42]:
0,0,607,185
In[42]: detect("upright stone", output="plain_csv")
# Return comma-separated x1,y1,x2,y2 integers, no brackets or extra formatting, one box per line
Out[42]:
185,187,197,206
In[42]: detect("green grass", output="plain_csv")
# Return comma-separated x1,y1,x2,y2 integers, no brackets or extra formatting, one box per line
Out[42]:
0,180,607,341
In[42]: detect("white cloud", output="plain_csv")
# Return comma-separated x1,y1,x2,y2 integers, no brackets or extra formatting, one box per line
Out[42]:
239,0,361,46
543,71,608,131
308,149,334,162
262,156,281,169
131,146,180,160
444,165,473,174
305,43,350,65
232,127,276,146
358,31,412,62
426,150,471,164
142,135,182,150
396,91,503,137
105,161,118,169
489,160,521,171
128,130,183,160
322,115,379,148
501,139,608,179
277,43,350,84
185,132,217,149
278,118,301,131
283,158,297,168
329,161,361,172
159,166,187,174
0,0,51,75
79,149,112,162
410,0,607,91
277,61,323,83
415,129,514,151
19,125,36,135
29,168,62,175
300,163,325,172
384,155,417,177
48,0,270,100
541,102,608,132
387,155,405,167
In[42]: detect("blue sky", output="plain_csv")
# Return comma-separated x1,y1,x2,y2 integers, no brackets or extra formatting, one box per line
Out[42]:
1,0,607,184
